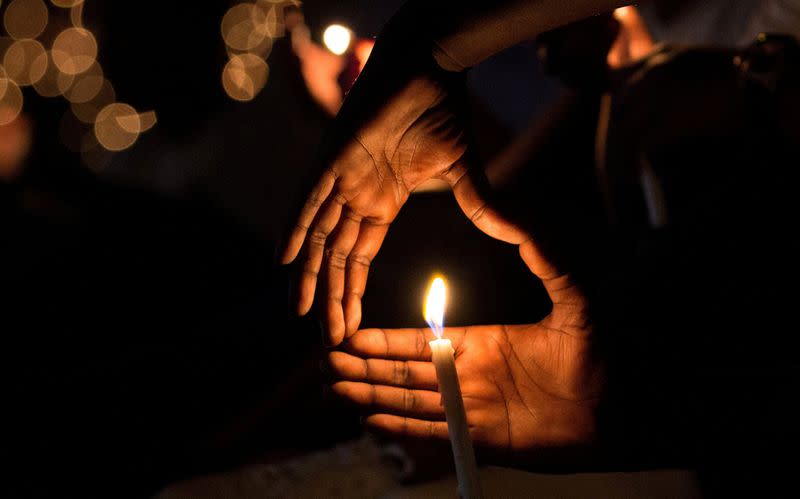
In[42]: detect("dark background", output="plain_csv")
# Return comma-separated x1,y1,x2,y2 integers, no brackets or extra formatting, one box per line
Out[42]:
3,1,800,498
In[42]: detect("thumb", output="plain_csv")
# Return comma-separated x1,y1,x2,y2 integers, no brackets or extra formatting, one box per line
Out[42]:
443,159,529,245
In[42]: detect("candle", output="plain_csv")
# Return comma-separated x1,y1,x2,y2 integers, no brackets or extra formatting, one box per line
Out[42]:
425,276,483,499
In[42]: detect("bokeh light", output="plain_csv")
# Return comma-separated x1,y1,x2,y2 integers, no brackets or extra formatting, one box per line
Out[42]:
63,60,102,102
50,0,84,8
4,0,49,40
221,3,269,52
136,110,157,132
70,77,114,123
322,24,351,55
69,0,83,27
52,26,97,75
94,102,140,151
222,52,268,102
3,38,47,86
32,49,73,97
0,71,24,125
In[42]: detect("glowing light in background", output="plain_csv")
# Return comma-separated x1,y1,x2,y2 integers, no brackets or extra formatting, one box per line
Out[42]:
222,52,269,102
52,26,97,75
3,38,46,86
63,60,102,102
94,102,140,151
424,276,447,338
221,3,268,52
70,77,114,123
322,24,351,55
4,0,48,40
68,0,83,27
32,50,72,97
50,0,84,8
0,70,24,125
136,110,157,132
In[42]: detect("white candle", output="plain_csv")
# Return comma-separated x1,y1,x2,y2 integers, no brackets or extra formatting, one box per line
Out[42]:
425,277,483,499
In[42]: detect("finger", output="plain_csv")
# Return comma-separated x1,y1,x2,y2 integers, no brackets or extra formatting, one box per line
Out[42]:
328,351,438,390
363,414,450,440
282,170,336,264
344,327,466,361
518,238,561,283
520,239,587,330
297,193,346,315
443,160,529,245
343,222,389,336
331,381,445,420
321,209,362,345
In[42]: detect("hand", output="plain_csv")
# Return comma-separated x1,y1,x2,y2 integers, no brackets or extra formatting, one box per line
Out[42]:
327,238,604,456
282,54,527,345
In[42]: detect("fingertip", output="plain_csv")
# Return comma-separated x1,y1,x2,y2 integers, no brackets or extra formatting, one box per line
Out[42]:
297,295,313,316
325,299,346,347
281,231,304,265
322,329,344,348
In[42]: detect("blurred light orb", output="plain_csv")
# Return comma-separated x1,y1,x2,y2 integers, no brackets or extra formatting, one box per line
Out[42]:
3,38,47,86
64,61,102,103
32,50,74,97
253,1,285,38
52,27,97,75
222,53,268,102
51,0,84,7
4,0,49,40
69,1,83,27
71,77,114,123
221,3,269,52
136,110,157,132
323,24,351,55
94,102,140,151
0,75,24,125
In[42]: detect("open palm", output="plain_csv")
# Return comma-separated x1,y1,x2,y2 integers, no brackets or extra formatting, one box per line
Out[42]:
328,240,604,455
282,61,526,346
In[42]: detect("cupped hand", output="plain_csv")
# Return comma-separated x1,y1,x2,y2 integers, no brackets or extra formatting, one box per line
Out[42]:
282,65,527,346
327,238,604,455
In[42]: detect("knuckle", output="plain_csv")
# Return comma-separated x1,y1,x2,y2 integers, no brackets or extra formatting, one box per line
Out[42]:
325,249,348,269
470,202,487,223
394,360,411,386
415,331,427,356
362,358,371,380
403,389,416,411
347,253,372,269
309,230,328,246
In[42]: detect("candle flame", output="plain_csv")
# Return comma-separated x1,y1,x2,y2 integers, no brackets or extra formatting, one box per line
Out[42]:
424,276,446,338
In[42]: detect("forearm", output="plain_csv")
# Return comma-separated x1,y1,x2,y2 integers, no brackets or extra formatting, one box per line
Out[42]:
381,0,632,71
